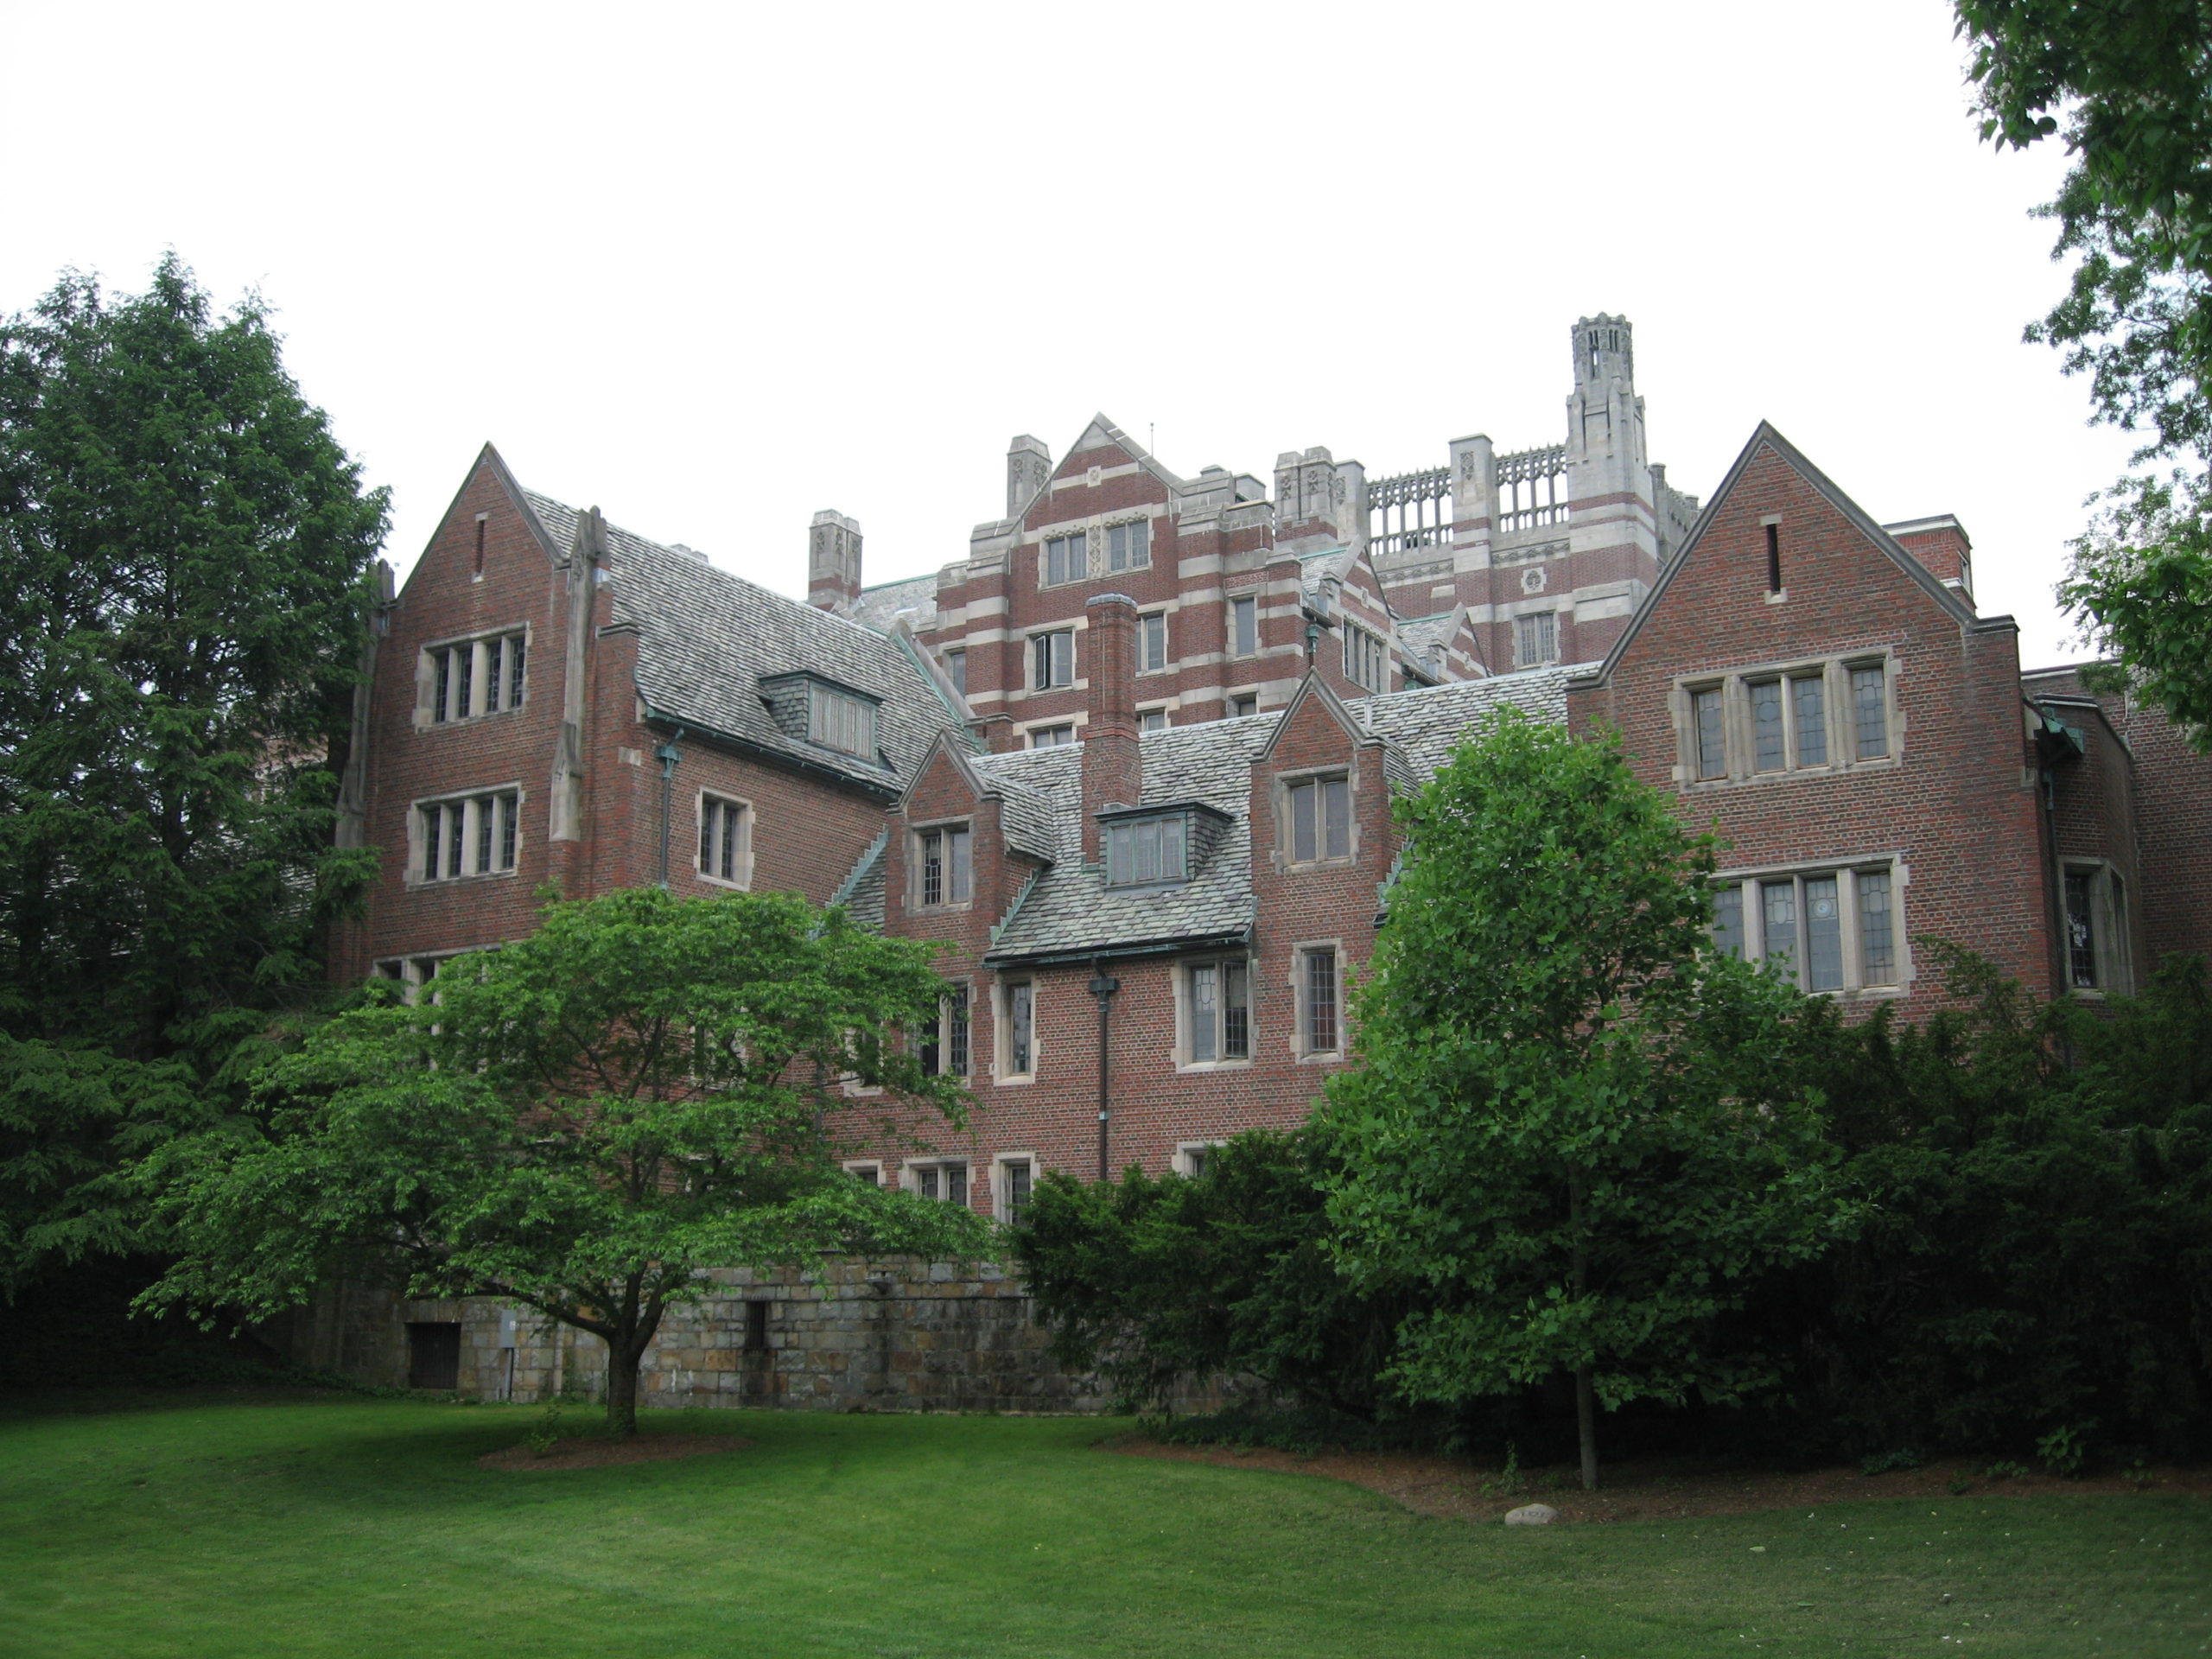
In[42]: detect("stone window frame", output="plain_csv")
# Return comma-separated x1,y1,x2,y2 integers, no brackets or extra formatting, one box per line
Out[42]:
1228,593,1261,658
942,647,968,699
1138,705,1171,734
901,1158,972,1207
994,976,1037,1084
918,980,973,1077
1026,721,1078,749
1228,690,1260,721
371,944,489,1007
1710,855,1911,999
1674,652,1900,789
406,783,525,887
1512,608,1559,668
1291,938,1347,1061
842,1160,883,1187
1342,621,1387,691
1175,956,1254,1071
1039,530,1091,589
908,817,975,912
696,789,754,890
1104,515,1153,574
1275,766,1357,870
1173,1141,1225,1178
992,1151,1039,1224
416,623,531,728
2060,858,2133,998
1136,610,1171,676
1029,627,1077,690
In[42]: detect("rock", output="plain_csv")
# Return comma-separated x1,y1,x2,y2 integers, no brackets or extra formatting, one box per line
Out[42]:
1503,1503,1559,1526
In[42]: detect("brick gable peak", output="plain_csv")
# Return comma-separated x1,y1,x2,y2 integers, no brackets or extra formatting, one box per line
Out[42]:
1571,421,2001,695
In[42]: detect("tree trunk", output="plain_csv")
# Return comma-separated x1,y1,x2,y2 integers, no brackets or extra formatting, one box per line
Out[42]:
1575,1363,1599,1491
1570,1175,1598,1491
605,1338,643,1440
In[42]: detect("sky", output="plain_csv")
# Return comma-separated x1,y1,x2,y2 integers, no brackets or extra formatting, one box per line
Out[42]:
1,0,2136,664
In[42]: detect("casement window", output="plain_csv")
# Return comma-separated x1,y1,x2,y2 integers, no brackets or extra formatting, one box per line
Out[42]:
2062,863,2131,993
1107,814,1185,887
1001,979,1034,1077
1515,610,1559,667
1287,774,1351,864
1230,693,1258,720
417,790,521,882
996,1156,1034,1224
1029,723,1076,748
916,825,972,907
1032,630,1075,690
1343,623,1386,691
1139,709,1169,734
1185,959,1251,1064
809,684,877,757
918,984,970,1077
1137,613,1168,673
697,793,751,887
912,1162,969,1205
1682,658,1892,781
1108,519,1150,571
1300,947,1341,1055
943,648,967,698
1044,533,1087,587
1230,595,1259,658
423,629,526,724
1711,864,1902,993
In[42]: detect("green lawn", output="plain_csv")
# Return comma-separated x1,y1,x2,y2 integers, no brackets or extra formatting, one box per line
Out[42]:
0,1396,2205,1657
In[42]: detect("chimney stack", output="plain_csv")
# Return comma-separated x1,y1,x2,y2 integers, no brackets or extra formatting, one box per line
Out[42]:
1082,593,1142,841
808,510,862,612
1885,516,1974,605
1007,435,1052,521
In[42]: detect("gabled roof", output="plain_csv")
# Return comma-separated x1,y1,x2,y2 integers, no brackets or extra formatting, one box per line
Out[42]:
849,572,940,633
521,487,957,795
1039,414,1185,502
1574,423,2006,690
970,664,1577,963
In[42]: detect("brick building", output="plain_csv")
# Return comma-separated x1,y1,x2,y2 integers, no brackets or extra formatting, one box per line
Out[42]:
319,319,2211,1403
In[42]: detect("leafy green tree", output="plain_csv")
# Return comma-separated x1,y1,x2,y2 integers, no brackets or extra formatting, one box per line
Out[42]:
0,254,388,1287
1320,709,1848,1488
1957,0,2212,741
1013,1128,1413,1418
142,887,994,1436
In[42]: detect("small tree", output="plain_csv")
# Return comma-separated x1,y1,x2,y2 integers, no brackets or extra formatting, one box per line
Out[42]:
1320,709,1847,1488
143,887,992,1435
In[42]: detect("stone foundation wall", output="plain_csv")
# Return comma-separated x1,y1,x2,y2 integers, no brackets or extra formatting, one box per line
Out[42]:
276,1256,1104,1413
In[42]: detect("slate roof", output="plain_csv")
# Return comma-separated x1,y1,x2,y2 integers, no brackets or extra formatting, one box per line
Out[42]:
969,664,1581,962
849,572,940,634
976,720,1269,963
1394,612,1460,660
522,490,960,793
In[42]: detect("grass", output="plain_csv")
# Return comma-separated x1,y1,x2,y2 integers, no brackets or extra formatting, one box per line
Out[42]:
0,1395,2206,1657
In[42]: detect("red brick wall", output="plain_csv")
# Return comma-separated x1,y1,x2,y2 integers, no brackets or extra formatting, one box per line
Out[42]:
1568,439,2056,1016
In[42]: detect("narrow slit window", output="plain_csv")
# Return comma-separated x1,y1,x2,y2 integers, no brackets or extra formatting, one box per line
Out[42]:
2064,870,2098,988
1765,523,1783,592
1762,880,1798,980
1138,613,1167,673
1305,950,1339,1053
1804,874,1844,992
1231,595,1258,658
1006,982,1033,1075
1002,1159,1033,1224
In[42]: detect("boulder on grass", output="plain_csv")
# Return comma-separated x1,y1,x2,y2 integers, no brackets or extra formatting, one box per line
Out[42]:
1503,1503,1559,1526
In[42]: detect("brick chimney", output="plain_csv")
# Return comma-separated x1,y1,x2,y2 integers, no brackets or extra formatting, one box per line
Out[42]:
1083,593,1142,842
808,510,862,612
1885,515,1974,605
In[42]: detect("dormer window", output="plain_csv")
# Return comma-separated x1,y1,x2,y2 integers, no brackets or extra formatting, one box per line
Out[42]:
809,684,876,757
1107,814,1185,887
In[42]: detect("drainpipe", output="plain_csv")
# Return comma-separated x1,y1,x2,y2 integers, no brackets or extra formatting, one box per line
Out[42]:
654,730,684,887
1089,962,1121,1181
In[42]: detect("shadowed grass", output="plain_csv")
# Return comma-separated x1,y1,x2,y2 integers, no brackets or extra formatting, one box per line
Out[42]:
0,1397,2206,1656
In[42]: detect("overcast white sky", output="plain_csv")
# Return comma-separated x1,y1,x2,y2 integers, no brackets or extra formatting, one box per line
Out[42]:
3,0,2133,664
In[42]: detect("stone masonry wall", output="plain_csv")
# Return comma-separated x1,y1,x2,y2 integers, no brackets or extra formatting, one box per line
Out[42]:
281,1257,1105,1414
